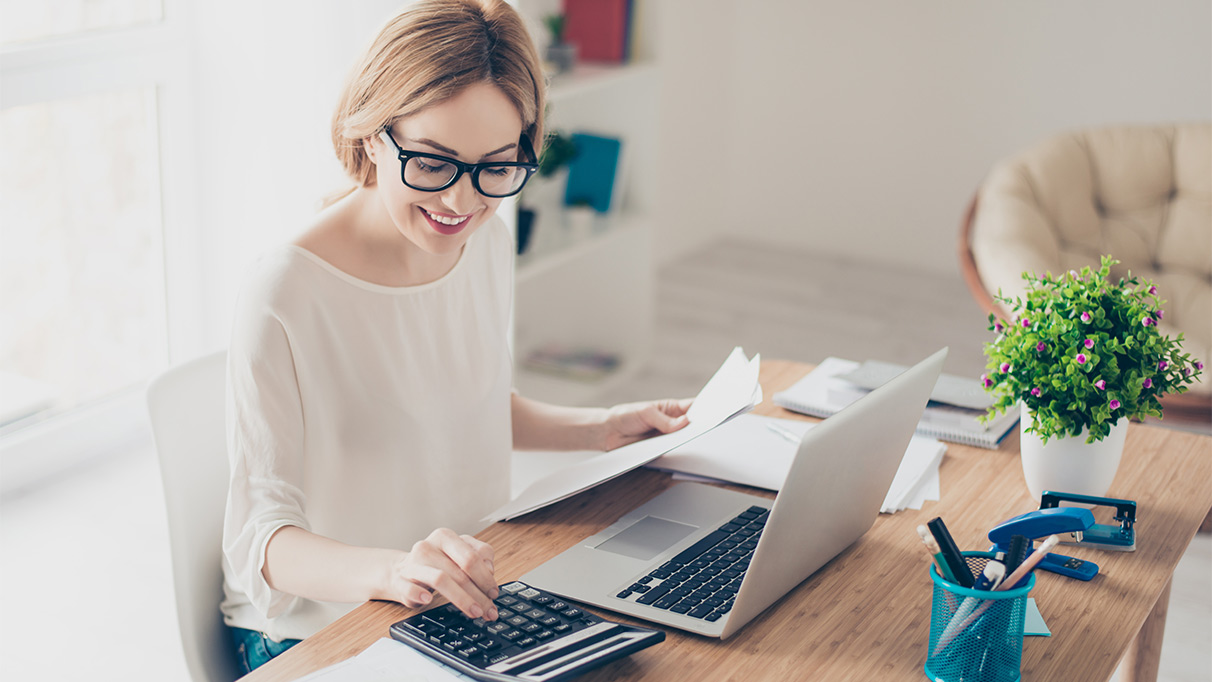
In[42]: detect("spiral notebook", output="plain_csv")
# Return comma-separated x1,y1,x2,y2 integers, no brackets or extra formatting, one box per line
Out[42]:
773,358,1018,449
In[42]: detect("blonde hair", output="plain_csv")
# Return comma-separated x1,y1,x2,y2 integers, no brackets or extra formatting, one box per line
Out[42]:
330,0,545,199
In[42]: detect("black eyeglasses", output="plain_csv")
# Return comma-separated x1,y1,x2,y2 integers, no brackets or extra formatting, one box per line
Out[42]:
378,129,539,198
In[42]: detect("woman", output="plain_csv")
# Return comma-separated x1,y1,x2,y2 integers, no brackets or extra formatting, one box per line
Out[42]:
220,0,690,672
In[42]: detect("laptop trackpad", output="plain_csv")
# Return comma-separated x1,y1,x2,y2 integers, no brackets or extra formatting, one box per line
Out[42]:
594,516,698,561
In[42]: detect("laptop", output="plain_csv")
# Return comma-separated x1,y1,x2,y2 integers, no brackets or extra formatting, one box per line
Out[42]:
521,347,947,639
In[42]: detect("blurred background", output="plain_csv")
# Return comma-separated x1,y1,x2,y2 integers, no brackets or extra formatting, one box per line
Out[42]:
1,1,1208,680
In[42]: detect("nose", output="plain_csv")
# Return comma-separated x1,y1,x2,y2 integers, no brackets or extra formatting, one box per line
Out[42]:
439,172,483,215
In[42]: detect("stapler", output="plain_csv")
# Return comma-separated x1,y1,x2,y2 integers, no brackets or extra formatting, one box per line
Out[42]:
987,491,1137,582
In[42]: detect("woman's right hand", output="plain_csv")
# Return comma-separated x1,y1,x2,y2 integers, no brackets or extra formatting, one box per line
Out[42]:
388,528,500,621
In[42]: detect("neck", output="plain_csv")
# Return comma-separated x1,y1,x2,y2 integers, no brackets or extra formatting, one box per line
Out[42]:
341,186,463,286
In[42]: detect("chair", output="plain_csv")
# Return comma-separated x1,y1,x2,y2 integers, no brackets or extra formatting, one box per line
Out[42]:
147,350,241,682
959,123,1212,429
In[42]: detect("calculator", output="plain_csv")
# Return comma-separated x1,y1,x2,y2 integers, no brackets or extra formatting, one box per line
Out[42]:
389,581,665,682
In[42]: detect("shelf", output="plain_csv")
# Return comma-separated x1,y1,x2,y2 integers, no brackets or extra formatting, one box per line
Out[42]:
545,62,657,104
516,213,648,284
514,356,643,407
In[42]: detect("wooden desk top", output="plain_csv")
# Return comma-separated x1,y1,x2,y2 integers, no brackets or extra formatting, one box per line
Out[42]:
245,360,1212,682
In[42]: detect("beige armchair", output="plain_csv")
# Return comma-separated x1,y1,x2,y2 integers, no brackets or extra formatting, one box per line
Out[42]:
959,123,1211,427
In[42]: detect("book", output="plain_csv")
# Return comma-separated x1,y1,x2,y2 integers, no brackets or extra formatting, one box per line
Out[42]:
773,357,1019,449
563,132,622,213
562,0,631,63
522,345,620,382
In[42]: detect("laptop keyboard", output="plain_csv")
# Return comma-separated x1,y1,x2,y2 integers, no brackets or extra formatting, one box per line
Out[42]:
614,505,769,621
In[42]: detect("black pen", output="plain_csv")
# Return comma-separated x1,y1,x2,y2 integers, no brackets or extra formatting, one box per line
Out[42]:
927,517,975,588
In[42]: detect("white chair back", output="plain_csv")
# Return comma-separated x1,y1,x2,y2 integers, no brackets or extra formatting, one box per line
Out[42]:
147,350,240,682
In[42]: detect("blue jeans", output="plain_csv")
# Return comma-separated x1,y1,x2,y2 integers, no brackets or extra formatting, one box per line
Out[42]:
229,626,302,675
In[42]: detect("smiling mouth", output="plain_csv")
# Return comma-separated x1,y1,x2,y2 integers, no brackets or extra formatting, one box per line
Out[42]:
420,207,471,226
420,207,473,235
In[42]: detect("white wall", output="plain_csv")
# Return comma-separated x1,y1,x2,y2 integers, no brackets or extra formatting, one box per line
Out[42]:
651,1,1212,275
185,1,401,351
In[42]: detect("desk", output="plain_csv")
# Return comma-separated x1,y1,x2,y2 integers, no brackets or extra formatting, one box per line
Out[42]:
245,360,1212,682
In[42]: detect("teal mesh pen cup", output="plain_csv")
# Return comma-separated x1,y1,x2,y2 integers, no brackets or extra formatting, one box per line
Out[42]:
925,552,1035,682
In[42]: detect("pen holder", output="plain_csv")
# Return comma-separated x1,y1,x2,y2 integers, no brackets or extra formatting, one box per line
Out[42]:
925,552,1035,682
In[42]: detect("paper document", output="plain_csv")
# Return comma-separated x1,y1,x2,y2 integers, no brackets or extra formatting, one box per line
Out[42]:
293,637,472,681
485,347,762,522
651,413,945,513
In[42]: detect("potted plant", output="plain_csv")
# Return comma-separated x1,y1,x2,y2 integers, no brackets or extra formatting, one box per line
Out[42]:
980,255,1203,498
516,130,577,255
543,14,576,74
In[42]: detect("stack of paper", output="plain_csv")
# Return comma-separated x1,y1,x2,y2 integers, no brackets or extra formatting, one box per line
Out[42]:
773,358,1018,449
649,413,945,514
485,347,763,523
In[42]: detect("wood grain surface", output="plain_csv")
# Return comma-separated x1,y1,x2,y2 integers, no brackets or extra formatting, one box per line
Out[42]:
243,360,1212,682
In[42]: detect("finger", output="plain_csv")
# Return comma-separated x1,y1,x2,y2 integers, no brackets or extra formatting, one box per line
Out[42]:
460,534,497,569
436,531,498,600
397,580,436,609
409,561,496,621
645,403,690,433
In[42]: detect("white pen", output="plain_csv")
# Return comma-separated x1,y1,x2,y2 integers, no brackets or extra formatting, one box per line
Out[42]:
766,422,802,445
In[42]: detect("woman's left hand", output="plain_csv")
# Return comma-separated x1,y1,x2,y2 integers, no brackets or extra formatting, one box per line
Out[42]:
601,398,693,451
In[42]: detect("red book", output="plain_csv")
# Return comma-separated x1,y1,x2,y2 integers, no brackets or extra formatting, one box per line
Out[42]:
562,0,630,63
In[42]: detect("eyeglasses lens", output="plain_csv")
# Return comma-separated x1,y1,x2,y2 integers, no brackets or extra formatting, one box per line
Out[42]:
402,157,528,197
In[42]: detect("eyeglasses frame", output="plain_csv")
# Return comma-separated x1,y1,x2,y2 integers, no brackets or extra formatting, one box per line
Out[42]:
378,128,540,198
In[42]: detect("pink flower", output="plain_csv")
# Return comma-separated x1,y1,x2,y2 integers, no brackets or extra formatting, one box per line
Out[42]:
1109,399,1121,410
1036,342,1047,352
1030,387,1042,398
1158,360,1169,371
1197,361,1205,371
994,321,1005,333
1186,368,1194,377
1142,316,1154,327
980,374,993,389
1021,318,1031,328
1083,338,1094,349
1000,362,1011,373
1155,310,1164,321
1142,378,1153,389
1076,353,1088,364
1080,311,1092,323
1148,285,1157,295
1094,380,1106,390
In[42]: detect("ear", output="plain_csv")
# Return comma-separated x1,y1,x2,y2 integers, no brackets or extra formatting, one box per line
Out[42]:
363,136,379,164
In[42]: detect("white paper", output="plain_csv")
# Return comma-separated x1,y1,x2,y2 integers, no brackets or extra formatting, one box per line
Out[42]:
484,348,761,522
650,413,945,514
292,637,473,682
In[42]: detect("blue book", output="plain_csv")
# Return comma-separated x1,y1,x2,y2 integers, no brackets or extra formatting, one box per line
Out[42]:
564,133,622,213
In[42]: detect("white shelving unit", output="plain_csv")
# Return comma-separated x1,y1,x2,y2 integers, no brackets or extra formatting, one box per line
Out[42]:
510,62,659,406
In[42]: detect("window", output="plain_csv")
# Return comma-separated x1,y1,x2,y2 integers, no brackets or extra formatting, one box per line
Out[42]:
0,0,196,487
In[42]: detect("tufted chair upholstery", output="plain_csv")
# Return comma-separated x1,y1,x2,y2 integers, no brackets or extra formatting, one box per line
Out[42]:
960,123,1211,423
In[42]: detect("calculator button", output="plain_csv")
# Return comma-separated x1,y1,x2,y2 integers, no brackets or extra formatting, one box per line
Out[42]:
525,609,546,620
500,582,527,594
553,623,572,633
495,595,518,606
532,595,553,605
535,630,555,641
515,636,538,649
520,622,542,633
549,601,568,611
458,646,479,658
519,588,542,600
510,604,530,614
485,622,509,633
500,629,523,640
561,608,582,618
506,615,528,627
539,615,561,626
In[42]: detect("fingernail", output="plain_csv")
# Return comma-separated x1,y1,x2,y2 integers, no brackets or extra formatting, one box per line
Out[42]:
470,605,483,619
419,592,432,604
488,607,498,620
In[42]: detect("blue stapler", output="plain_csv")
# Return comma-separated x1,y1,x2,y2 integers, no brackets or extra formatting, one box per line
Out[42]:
987,491,1137,581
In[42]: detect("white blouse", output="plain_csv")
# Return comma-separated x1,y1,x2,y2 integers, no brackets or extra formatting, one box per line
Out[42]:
220,216,514,642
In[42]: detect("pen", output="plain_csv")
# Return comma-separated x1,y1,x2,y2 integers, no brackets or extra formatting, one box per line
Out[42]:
934,559,1007,653
935,534,1063,655
765,421,802,445
927,517,975,588
1004,534,1030,574
996,534,1059,591
917,525,957,583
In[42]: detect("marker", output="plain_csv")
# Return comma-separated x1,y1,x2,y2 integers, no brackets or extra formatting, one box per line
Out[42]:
927,517,975,588
917,525,957,583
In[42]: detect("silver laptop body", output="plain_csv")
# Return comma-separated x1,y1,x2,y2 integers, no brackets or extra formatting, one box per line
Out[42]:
521,348,947,638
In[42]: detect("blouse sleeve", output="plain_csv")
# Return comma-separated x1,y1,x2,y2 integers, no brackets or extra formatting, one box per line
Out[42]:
222,283,310,619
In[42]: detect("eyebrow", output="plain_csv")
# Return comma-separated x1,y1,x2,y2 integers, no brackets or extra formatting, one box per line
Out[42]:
412,137,517,161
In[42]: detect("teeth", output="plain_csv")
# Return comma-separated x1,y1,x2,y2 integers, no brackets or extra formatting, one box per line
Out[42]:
422,208,469,226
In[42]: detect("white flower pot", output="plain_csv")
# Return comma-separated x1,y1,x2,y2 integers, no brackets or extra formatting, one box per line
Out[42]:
1019,405,1127,501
